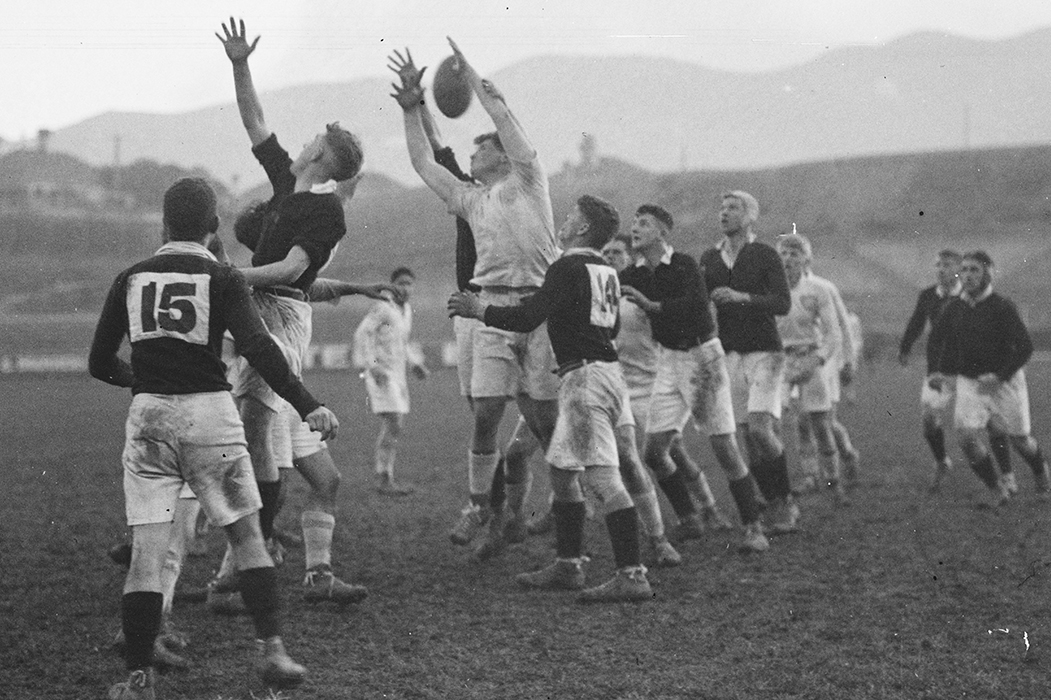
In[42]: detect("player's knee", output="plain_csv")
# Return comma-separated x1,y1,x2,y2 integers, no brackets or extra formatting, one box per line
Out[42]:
585,466,632,514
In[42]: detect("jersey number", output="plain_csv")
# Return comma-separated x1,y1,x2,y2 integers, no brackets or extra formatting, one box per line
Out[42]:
128,272,211,345
586,263,619,329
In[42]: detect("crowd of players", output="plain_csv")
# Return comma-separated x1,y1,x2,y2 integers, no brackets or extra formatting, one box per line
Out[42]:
85,19,1051,700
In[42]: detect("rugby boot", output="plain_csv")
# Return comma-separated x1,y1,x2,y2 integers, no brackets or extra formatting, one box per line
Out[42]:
673,513,705,542
740,522,770,553
766,497,801,534
1034,462,1051,498
1002,472,1020,495
578,566,653,604
206,573,246,615
258,637,307,689
979,480,1011,510
515,559,586,591
701,504,734,531
842,449,861,485
302,564,368,605
376,473,416,496
929,457,953,494
449,504,490,546
158,617,188,651
108,668,155,700
265,538,285,566
829,480,852,508
150,638,190,670
649,536,682,568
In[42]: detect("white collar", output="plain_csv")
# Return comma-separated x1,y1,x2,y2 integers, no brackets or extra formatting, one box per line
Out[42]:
310,180,339,195
961,284,993,305
635,243,673,268
564,246,603,258
155,241,217,261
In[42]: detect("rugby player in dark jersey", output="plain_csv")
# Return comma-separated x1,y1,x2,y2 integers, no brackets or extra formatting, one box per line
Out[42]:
449,195,653,603
90,178,334,698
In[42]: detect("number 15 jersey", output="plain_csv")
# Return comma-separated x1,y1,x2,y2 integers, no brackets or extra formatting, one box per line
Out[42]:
483,247,620,367
89,241,318,416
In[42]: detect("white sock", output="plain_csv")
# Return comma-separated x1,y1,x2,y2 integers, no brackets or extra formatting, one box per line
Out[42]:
468,451,500,499
302,511,335,571
632,489,665,539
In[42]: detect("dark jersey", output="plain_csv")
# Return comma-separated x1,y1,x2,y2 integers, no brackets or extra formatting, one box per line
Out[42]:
619,250,716,351
249,134,346,293
899,285,959,372
483,249,620,367
88,242,320,418
928,291,1033,381
699,240,790,353
433,146,480,293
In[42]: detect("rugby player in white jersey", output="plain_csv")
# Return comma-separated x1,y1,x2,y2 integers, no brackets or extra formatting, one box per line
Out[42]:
391,39,559,558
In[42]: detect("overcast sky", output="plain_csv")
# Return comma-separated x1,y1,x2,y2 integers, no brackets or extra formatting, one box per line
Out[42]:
3,0,1051,142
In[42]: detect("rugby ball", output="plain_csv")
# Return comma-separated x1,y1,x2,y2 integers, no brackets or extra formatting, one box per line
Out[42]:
432,55,473,118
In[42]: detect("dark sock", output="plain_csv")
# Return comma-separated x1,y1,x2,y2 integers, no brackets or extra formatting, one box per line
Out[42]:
1023,447,1047,477
750,457,777,503
656,471,696,519
925,426,947,463
552,500,586,559
970,454,1000,490
605,507,641,569
990,435,1012,474
239,566,281,640
122,591,163,670
771,451,791,500
728,475,764,525
489,454,507,511
257,480,282,541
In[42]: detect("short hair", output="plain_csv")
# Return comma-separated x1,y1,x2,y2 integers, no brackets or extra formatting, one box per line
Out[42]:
163,178,218,241
577,195,620,249
324,122,364,182
635,204,673,231
605,232,633,254
233,200,269,252
777,232,813,260
722,190,760,222
390,266,415,282
472,131,505,152
963,250,994,268
937,249,963,263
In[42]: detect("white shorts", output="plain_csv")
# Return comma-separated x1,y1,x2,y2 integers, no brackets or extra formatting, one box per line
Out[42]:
470,289,559,401
646,343,730,436
123,392,260,527
784,347,834,414
921,378,954,414
454,315,479,397
365,368,410,414
688,338,737,436
621,366,654,430
954,371,1032,436
726,350,785,422
237,396,325,474
228,291,312,412
547,361,627,471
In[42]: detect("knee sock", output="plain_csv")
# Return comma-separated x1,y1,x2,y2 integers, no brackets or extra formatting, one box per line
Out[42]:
468,451,500,506
771,451,791,500
553,501,586,560
1021,446,1047,477
750,456,778,503
990,434,1012,475
970,454,1000,490
257,480,282,541
656,470,696,520
122,591,163,670
728,475,764,526
683,471,717,508
820,450,841,484
302,511,335,571
489,453,507,511
505,472,532,517
925,426,947,463
238,567,281,640
631,488,665,539
605,507,642,569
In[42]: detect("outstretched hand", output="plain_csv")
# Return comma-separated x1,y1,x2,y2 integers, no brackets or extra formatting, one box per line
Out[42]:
216,17,259,63
388,48,427,91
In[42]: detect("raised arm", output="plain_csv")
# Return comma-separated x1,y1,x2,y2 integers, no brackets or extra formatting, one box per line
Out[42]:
389,49,466,204
217,18,271,147
447,38,535,163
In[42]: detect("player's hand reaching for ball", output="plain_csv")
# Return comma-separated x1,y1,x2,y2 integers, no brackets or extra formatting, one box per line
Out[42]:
447,291,485,320
216,18,259,64
388,49,426,91
306,406,340,441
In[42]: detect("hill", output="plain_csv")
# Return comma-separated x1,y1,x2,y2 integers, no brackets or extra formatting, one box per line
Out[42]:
40,29,1051,188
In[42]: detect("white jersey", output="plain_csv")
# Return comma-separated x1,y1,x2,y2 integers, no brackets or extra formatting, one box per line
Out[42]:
447,154,558,289
778,274,842,362
616,299,658,392
353,298,420,377
807,271,855,368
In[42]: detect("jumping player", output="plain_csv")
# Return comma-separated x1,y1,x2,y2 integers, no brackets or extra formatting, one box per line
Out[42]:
927,250,1050,506
448,195,653,602
354,266,429,495
700,191,796,532
214,18,366,605
620,206,768,552
391,39,559,557
89,178,328,698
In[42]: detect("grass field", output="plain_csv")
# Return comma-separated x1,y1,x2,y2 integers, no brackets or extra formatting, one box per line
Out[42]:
3,360,1051,699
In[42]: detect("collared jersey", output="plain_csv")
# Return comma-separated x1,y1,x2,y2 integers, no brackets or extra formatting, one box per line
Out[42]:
249,134,346,293
619,248,715,351
483,248,619,367
88,242,320,418
899,283,961,372
447,153,558,289
353,298,418,374
777,273,842,362
699,238,791,353
928,289,1033,382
